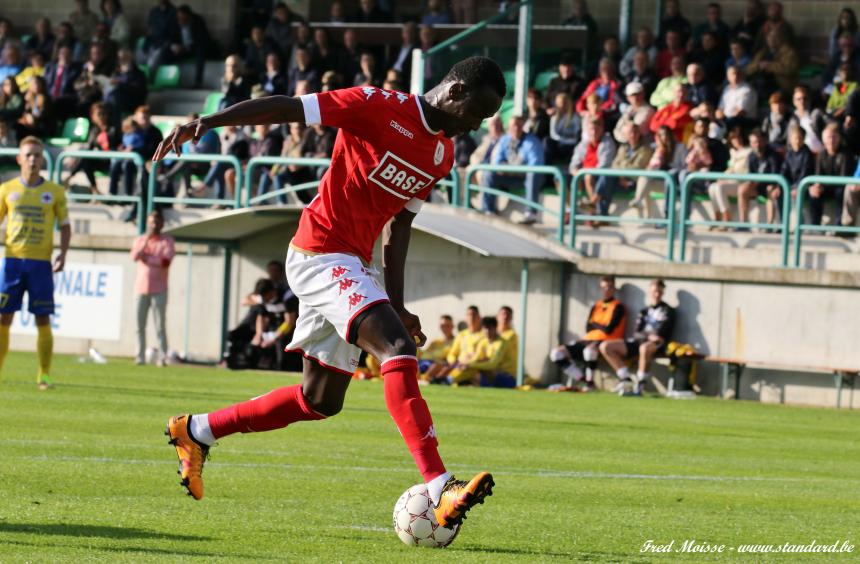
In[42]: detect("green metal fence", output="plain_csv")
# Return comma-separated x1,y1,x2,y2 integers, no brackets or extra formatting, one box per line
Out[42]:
244,156,330,206
54,149,148,234
678,172,791,266
571,168,677,260
0,147,54,177
792,175,860,267
464,163,568,243
147,153,244,215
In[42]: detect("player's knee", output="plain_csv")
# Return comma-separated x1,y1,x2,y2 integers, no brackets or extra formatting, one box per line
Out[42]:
307,394,344,417
381,336,417,361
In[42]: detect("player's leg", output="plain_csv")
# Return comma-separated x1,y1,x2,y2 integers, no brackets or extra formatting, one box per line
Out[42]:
0,314,13,381
636,341,659,390
0,257,24,379
27,259,58,389
34,315,53,389
135,293,149,364
152,292,169,366
353,303,493,528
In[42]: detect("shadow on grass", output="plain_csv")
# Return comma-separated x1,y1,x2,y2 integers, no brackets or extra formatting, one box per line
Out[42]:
0,522,211,541
455,545,575,558
0,539,265,560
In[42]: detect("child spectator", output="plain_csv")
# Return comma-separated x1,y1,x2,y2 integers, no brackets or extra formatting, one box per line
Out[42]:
120,115,145,153
708,128,752,228
523,88,549,140
761,91,791,151
781,125,814,207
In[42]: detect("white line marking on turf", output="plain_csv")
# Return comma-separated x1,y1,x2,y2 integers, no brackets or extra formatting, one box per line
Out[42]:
10,454,815,483
334,525,389,533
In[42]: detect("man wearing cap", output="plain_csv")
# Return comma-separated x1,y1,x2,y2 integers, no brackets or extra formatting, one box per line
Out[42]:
614,82,656,144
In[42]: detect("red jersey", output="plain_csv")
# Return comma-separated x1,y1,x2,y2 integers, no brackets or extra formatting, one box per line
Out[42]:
291,86,455,263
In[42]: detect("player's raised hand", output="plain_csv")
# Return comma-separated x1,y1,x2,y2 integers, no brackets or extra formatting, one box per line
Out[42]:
152,119,209,162
399,309,426,348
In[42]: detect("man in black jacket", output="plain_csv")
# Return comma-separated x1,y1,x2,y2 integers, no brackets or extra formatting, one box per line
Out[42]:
171,5,210,87
809,123,854,227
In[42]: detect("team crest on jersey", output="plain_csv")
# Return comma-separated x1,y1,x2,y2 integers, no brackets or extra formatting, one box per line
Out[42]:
368,152,434,200
434,141,445,166
40,192,53,204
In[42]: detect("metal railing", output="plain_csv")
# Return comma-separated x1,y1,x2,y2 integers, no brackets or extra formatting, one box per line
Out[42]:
792,175,860,267
570,168,677,260
244,156,330,206
678,172,791,265
436,167,461,207
147,153,244,215
464,163,567,243
0,147,54,177
54,149,148,234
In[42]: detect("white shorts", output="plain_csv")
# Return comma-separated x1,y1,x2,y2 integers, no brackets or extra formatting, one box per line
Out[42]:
285,245,389,374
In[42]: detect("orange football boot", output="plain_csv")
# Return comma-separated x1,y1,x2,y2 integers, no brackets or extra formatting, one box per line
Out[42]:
433,472,494,528
165,414,209,500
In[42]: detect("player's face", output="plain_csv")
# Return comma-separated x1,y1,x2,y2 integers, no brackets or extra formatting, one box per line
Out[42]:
440,317,453,335
17,143,44,177
496,308,511,327
148,213,164,234
466,308,480,328
600,280,615,299
650,283,664,304
440,82,502,137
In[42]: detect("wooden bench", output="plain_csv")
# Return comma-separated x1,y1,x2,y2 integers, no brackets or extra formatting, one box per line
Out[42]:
705,356,858,409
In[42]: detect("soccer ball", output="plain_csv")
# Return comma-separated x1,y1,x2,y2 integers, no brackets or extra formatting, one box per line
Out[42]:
392,484,460,548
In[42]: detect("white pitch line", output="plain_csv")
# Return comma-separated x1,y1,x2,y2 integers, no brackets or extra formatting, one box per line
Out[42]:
9,454,820,484
334,525,390,533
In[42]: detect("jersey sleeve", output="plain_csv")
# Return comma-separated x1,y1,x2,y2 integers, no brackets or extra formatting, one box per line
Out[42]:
300,86,390,135
0,184,7,222
53,185,70,226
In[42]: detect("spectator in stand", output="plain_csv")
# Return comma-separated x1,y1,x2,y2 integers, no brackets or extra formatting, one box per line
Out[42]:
15,52,47,95
104,47,147,119
789,85,827,154
620,28,657,79
545,92,580,163
823,33,860,91
301,122,336,183
716,65,757,132
733,0,766,51
0,19,11,55
569,117,617,220
17,76,54,138
24,18,55,60
623,49,658,98
563,0,599,55
0,78,24,126
736,128,782,227
842,160,860,229
692,3,730,51
131,209,175,366
588,36,622,80
550,275,626,388
755,0,795,52
244,25,273,78
266,2,303,58
0,120,16,149
53,22,84,63
167,4,209,88
353,51,381,87
658,0,691,48
579,94,605,140
452,0,477,25
726,38,751,74
391,22,417,78
452,131,477,197
708,127,752,227
288,47,319,94
604,122,653,213
689,31,725,86
257,122,309,205
545,54,584,113
328,0,346,23
101,0,130,48
523,88,549,140
310,28,338,75
827,64,857,119
223,278,283,370
650,54,686,108
338,28,362,85
601,278,675,394
258,52,288,96
141,0,179,83
70,0,101,46
157,111,219,198
44,45,80,121
634,125,688,216
575,58,621,117
381,69,401,91
650,82,693,142
809,123,852,226
484,115,545,224
287,22,313,71
89,22,119,68
685,63,715,107
781,125,814,211
761,91,790,151
844,87,860,151
417,24,444,84
748,28,798,97
469,113,502,185
421,0,451,26
112,105,162,221
614,82,655,144
829,8,860,60
73,42,114,115
0,46,23,84
351,0,392,23
220,55,251,109
681,135,713,193
65,102,118,195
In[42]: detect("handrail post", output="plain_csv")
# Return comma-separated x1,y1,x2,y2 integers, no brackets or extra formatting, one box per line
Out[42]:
678,175,690,262
568,171,581,249
555,169,566,244
449,167,460,208
146,160,158,218
666,173,677,262
793,179,809,268
779,177,792,267
464,168,475,211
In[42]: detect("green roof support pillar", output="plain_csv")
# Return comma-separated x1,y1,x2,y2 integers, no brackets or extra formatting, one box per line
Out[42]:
514,0,532,115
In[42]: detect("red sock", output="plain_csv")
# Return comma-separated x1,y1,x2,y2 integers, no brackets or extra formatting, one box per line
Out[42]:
208,384,325,439
381,356,447,482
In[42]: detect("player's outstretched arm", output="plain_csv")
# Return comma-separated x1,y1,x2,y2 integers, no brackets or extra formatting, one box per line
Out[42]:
152,96,306,162
382,208,426,347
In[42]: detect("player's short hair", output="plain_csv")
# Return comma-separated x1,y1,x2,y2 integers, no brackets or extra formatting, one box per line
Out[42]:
18,136,44,150
481,316,498,329
149,208,164,221
499,305,513,316
440,314,453,323
600,275,616,285
254,278,275,296
466,305,480,315
443,56,506,99
652,278,666,289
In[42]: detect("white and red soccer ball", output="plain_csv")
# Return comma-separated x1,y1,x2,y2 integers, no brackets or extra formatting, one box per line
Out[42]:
393,484,460,548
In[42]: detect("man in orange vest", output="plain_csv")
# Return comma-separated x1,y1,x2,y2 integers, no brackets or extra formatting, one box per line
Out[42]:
550,275,626,388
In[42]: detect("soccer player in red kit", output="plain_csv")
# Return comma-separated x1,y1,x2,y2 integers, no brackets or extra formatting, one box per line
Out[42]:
152,57,505,528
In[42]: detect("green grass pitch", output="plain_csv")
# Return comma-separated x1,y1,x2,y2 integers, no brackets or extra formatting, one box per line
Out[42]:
0,351,858,562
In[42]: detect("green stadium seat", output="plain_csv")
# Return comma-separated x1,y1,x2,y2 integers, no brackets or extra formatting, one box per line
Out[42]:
532,71,556,92
202,92,223,115
152,65,180,90
47,118,90,147
798,64,823,79
503,70,516,98
139,63,150,81
156,121,176,137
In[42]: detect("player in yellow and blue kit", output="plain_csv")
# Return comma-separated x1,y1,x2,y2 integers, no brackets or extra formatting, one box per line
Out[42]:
0,136,71,389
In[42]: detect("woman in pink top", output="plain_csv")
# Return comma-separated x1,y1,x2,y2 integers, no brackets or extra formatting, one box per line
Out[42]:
130,209,175,366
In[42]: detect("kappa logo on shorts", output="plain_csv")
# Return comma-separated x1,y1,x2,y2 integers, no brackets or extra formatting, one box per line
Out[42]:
347,292,366,310
338,278,356,294
331,266,350,280
367,152,434,200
